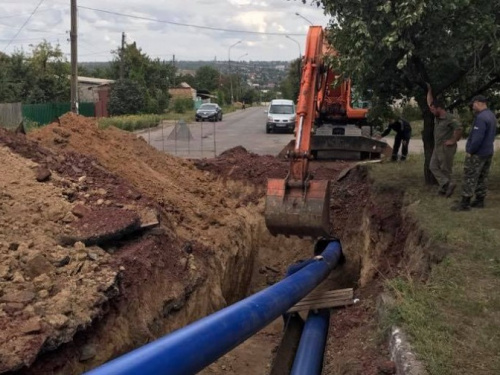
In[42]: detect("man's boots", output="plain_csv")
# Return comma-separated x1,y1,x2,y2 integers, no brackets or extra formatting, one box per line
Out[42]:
451,196,471,211
470,197,485,208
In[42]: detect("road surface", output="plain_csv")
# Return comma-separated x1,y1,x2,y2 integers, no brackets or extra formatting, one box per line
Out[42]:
138,106,293,158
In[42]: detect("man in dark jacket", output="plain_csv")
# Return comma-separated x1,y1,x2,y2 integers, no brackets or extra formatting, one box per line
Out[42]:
380,115,412,161
452,95,497,211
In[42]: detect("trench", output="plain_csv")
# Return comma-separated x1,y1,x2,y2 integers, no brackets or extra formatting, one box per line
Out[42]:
7,165,433,375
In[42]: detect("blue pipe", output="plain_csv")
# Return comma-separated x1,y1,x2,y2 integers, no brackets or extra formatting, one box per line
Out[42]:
290,309,331,375
85,241,342,375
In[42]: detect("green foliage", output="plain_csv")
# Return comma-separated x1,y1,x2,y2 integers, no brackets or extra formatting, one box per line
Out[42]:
194,65,220,92
0,41,70,104
216,90,225,106
99,114,161,131
393,104,423,122
172,98,194,113
108,79,145,116
109,42,174,114
280,58,301,102
319,0,500,108
240,88,258,104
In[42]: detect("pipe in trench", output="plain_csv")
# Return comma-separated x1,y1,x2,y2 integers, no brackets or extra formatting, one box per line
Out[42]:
290,309,330,375
84,241,343,375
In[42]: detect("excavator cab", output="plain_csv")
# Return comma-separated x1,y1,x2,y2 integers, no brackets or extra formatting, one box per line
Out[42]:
264,26,332,239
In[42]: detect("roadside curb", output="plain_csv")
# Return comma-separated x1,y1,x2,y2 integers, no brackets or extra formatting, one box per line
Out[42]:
377,293,428,375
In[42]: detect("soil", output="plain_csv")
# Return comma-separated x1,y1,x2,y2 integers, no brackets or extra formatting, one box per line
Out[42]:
1,115,265,374
0,112,407,375
193,147,403,375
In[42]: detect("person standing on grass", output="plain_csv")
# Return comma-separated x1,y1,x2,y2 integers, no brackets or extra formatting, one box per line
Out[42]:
427,83,463,197
379,114,412,161
451,95,497,211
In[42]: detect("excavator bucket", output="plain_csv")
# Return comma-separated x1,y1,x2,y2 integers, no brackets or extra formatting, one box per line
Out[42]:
265,178,331,238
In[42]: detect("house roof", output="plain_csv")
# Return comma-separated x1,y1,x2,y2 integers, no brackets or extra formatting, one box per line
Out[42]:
77,76,115,85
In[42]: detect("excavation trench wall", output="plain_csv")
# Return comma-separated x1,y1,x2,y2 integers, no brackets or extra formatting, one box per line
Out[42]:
9,207,313,375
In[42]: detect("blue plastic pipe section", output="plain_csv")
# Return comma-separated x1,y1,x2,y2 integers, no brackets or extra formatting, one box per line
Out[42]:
85,241,342,375
290,309,331,375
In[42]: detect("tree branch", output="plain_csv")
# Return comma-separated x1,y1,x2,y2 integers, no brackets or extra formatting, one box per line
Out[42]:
448,75,500,110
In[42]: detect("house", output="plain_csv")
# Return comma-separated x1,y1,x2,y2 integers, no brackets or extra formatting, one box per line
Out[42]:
77,76,115,103
168,82,197,101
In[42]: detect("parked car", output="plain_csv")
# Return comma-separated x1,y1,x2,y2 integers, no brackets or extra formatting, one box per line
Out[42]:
265,99,296,133
195,103,223,122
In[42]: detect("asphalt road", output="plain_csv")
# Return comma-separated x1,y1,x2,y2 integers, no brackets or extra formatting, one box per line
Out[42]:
138,107,500,159
139,106,294,158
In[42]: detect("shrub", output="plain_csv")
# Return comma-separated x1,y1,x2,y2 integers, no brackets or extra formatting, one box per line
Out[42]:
172,98,193,113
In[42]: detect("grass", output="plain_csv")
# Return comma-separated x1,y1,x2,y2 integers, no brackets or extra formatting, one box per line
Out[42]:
98,105,239,132
370,152,500,375
410,120,423,139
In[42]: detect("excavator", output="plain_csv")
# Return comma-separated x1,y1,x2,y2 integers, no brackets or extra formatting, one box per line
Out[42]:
265,26,387,238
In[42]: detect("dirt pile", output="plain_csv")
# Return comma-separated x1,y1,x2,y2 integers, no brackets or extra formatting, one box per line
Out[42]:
0,144,117,373
0,115,267,374
30,113,252,247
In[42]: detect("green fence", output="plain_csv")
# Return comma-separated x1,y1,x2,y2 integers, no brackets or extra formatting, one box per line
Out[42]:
22,102,95,125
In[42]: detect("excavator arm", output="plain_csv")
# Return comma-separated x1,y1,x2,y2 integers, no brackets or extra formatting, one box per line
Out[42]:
265,26,331,238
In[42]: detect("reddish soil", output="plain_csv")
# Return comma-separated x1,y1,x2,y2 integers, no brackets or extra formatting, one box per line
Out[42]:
195,147,402,375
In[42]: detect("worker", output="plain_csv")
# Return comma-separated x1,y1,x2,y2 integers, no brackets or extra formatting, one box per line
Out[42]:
426,83,462,197
451,95,497,211
379,115,412,161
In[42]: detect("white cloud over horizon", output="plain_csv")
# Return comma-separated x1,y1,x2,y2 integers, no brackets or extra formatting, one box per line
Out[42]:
0,0,331,62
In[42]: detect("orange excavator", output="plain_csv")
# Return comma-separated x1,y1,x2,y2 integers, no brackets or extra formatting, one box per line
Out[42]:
265,26,387,238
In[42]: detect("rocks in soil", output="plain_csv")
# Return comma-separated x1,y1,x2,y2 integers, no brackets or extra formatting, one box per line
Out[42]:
35,167,51,182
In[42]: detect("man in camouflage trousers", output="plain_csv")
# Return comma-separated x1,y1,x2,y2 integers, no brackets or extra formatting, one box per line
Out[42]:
452,95,497,211
427,84,462,197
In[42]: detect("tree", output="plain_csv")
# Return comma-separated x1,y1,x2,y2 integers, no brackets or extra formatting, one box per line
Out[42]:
279,58,301,101
0,41,70,104
108,79,145,115
110,42,176,114
194,65,220,92
312,0,500,184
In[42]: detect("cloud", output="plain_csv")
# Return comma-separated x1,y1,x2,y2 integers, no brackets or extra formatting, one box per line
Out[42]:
1,0,330,61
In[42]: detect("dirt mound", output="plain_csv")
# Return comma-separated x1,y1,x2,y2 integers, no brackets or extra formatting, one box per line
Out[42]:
0,144,117,373
31,113,250,246
194,146,288,188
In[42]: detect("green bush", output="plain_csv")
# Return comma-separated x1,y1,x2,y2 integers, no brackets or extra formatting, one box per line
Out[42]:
172,98,193,113
108,79,146,116
393,104,422,122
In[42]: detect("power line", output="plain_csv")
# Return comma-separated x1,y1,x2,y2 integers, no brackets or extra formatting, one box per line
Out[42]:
3,0,47,52
78,6,307,37
0,7,53,20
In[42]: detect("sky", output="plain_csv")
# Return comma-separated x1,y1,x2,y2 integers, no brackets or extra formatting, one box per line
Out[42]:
0,0,331,62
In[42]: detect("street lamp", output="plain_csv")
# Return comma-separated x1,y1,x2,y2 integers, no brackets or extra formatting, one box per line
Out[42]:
228,40,242,105
295,12,313,26
286,35,302,77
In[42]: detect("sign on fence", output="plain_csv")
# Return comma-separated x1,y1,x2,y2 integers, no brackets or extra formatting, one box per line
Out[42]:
0,103,22,129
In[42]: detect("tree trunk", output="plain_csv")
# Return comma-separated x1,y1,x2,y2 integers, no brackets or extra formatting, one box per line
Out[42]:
416,96,437,185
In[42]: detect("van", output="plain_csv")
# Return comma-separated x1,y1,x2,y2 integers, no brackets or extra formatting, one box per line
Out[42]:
265,99,296,134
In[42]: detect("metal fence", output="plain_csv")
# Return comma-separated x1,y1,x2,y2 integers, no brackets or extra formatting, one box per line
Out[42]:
140,119,219,158
0,102,22,129
22,102,95,125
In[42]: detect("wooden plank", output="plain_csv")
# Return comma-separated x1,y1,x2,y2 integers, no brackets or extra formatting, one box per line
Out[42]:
288,299,354,313
292,293,353,307
287,288,354,313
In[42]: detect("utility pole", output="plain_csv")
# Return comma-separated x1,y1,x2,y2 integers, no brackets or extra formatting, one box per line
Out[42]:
70,0,78,113
172,54,176,87
120,32,125,80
